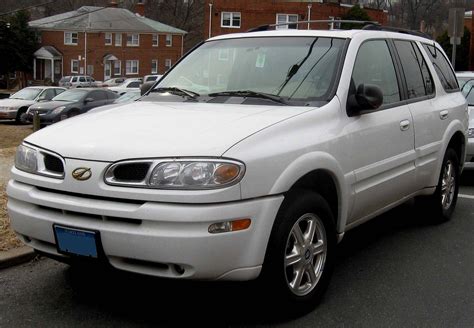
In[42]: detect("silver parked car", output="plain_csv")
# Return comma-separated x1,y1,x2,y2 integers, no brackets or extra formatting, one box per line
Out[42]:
59,75,98,88
0,86,66,123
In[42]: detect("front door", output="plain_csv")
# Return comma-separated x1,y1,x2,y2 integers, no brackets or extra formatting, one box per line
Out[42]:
104,61,111,81
346,39,416,223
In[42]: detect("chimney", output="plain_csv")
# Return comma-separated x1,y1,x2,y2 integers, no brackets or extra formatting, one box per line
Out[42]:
108,0,118,8
135,0,145,17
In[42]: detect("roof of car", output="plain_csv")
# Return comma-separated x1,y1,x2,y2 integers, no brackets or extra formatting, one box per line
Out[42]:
208,29,435,44
25,86,65,89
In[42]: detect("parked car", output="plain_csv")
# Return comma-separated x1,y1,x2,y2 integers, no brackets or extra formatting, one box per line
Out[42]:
59,75,99,88
455,71,474,88
101,77,126,87
144,74,163,83
8,27,467,308
461,79,474,168
107,78,142,95
0,86,65,123
26,88,118,125
88,90,141,114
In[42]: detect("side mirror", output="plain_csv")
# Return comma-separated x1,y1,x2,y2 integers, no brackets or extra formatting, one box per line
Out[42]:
141,81,155,96
84,97,94,103
347,84,384,116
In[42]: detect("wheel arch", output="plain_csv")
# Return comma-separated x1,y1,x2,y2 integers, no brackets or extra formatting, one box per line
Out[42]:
269,152,351,234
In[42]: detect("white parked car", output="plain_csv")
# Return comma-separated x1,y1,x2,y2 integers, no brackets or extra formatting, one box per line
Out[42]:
7,27,467,308
58,75,99,88
0,86,65,123
101,77,126,87
144,74,163,83
107,78,142,95
456,71,474,89
461,79,474,168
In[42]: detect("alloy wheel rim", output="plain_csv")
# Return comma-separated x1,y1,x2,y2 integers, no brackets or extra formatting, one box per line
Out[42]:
441,160,456,210
284,213,327,297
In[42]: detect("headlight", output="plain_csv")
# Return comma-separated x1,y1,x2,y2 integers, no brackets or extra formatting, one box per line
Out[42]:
51,106,66,114
14,143,65,178
15,144,38,173
468,128,474,138
105,159,245,189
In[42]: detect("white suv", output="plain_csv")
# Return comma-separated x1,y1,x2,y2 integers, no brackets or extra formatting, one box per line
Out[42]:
7,28,467,308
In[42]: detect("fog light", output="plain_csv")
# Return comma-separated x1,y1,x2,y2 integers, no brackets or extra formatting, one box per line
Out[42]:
208,218,251,234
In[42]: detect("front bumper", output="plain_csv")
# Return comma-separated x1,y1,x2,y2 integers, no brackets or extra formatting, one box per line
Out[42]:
26,111,58,125
7,179,283,280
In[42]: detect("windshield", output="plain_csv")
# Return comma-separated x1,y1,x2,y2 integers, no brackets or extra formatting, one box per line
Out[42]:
10,88,42,100
52,89,88,102
114,91,140,103
156,37,345,103
461,79,474,105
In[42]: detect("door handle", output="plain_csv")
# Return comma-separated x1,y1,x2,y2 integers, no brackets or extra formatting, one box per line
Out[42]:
400,119,410,131
440,110,449,120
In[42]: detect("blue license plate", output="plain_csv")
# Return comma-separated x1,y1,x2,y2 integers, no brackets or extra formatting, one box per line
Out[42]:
54,225,98,258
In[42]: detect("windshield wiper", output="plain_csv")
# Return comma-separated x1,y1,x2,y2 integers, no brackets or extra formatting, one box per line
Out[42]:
152,87,200,99
208,90,288,105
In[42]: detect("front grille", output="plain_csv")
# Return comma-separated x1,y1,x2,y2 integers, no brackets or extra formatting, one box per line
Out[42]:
113,162,151,181
43,154,64,174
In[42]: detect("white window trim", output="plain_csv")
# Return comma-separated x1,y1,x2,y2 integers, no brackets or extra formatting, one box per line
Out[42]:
126,60,139,75
71,59,79,74
126,33,140,47
151,60,158,74
152,34,159,47
221,12,241,28
115,33,122,46
64,32,78,45
165,34,172,47
105,32,112,45
165,59,172,71
114,60,121,75
275,14,299,30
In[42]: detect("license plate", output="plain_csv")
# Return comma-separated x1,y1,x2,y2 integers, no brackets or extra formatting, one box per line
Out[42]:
54,225,99,258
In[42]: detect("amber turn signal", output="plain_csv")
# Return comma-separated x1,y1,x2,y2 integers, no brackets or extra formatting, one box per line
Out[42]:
208,218,251,234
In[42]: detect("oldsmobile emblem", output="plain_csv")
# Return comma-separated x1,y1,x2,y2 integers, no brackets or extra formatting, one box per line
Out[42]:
72,167,92,181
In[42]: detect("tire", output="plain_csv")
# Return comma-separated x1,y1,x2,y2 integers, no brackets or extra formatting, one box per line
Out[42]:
260,190,336,311
15,108,28,124
68,110,79,118
418,148,460,223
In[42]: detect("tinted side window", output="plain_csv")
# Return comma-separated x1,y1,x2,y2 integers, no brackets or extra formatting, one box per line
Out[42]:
40,89,56,100
54,88,65,96
394,40,434,98
88,91,107,101
128,81,141,88
352,40,400,105
71,77,77,82
79,77,86,82
422,44,458,91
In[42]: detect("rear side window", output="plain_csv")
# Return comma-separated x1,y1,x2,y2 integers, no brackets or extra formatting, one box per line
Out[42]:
422,44,458,92
394,40,434,99
128,81,141,88
352,40,400,105
79,77,86,82
88,90,107,101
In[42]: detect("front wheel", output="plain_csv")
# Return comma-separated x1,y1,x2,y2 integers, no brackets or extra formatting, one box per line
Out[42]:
261,191,336,310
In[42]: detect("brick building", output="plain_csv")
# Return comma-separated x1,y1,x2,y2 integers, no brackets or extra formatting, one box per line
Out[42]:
29,2,186,83
204,0,388,39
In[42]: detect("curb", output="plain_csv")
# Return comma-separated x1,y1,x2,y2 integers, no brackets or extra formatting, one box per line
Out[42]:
0,246,36,269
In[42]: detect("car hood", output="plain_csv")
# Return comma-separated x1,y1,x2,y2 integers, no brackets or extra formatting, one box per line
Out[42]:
0,98,34,108
29,101,74,111
25,101,312,161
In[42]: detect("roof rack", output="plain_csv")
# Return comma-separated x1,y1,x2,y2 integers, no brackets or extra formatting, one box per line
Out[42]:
247,20,432,40
362,24,432,40
247,20,378,32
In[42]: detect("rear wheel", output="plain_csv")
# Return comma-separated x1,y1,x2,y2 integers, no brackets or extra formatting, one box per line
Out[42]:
418,148,460,222
261,191,336,310
15,108,28,124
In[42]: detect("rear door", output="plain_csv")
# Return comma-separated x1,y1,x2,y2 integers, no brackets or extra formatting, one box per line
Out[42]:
346,39,416,222
391,40,440,190
82,90,107,112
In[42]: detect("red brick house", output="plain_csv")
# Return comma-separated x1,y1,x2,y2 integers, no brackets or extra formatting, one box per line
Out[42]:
204,0,388,39
29,2,186,83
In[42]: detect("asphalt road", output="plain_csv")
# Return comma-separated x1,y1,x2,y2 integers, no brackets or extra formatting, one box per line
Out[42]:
1,179,474,327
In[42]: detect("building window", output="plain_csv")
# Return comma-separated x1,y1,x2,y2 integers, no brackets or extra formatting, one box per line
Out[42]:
151,60,158,74
165,59,172,71
221,12,241,28
126,60,139,75
114,61,121,75
152,34,158,46
276,14,298,30
105,32,112,45
64,32,78,45
115,33,122,46
127,33,139,46
165,34,172,47
71,59,79,73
